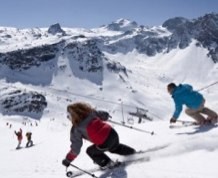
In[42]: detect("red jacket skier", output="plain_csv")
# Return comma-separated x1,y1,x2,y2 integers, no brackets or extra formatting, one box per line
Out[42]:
62,102,135,169
14,128,23,149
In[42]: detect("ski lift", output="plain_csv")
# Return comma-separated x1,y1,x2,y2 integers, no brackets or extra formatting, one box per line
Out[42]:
127,117,134,125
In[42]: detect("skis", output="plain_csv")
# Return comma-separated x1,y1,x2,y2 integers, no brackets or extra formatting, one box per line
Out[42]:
15,144,35,150
98,156,150,178
66,144,169,178
169,120,217,129
169,123,196,129
66,155,150,178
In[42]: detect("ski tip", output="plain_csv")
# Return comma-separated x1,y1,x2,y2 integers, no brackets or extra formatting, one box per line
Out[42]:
135,150,144,154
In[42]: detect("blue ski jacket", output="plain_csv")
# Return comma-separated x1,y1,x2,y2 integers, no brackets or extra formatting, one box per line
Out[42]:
171,84,204,119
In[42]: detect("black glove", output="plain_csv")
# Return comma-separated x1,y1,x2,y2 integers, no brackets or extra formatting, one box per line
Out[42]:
97,110,111,121
170,118,177,124
62,159,71,167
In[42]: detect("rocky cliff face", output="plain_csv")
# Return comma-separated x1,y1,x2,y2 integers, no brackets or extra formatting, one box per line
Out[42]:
1,14,217,79
163,13,218,62
48,23,66,35
0,43,59,70
0,87,47,119
102,13,218,62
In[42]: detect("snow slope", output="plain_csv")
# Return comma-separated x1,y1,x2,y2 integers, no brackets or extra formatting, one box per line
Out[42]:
1,116,218,178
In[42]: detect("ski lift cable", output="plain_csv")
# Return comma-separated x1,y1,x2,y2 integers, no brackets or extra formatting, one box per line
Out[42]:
51,87,163,120
48,86,145,109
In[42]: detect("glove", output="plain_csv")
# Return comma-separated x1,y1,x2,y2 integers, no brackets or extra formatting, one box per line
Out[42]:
62,158,71,167
170,117,177,123
97,110,111,121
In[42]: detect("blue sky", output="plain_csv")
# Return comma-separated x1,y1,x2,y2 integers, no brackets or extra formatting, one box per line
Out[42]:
0,0,217,28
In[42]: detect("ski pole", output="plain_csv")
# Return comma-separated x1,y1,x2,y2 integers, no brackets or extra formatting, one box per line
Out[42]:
109,120,155,135
68,163,99,178
197,81,218,91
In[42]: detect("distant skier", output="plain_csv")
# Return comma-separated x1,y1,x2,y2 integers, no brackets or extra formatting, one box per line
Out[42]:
62,102,135,170
167,83,218,125
26,132,33,147
14,128,23,149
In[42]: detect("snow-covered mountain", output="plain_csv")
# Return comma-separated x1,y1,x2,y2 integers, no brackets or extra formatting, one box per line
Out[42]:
103,18,138,31
0,13,218,120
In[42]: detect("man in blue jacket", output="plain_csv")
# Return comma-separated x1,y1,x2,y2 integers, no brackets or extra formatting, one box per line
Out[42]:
167,83,217,125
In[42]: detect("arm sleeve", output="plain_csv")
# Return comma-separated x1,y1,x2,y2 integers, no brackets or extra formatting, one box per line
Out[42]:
66,150,77,162
70,129,83,157
172,98,183,119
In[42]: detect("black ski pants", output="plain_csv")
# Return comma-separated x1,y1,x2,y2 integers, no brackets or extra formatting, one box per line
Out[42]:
86,128,135,167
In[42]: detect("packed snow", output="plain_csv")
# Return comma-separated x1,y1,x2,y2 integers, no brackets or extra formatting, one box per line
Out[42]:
1,113,218,178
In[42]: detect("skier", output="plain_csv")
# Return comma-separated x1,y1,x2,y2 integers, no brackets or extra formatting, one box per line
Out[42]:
26,132,33,147
14,128,23,149
62,102,136,170
167,83,218,125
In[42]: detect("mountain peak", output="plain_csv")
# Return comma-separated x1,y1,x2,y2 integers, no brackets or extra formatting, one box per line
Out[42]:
106,18,138,31
48,23,66,35
162,17,190,30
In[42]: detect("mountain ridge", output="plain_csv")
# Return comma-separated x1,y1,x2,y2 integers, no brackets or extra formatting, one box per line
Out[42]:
0,13,218,119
